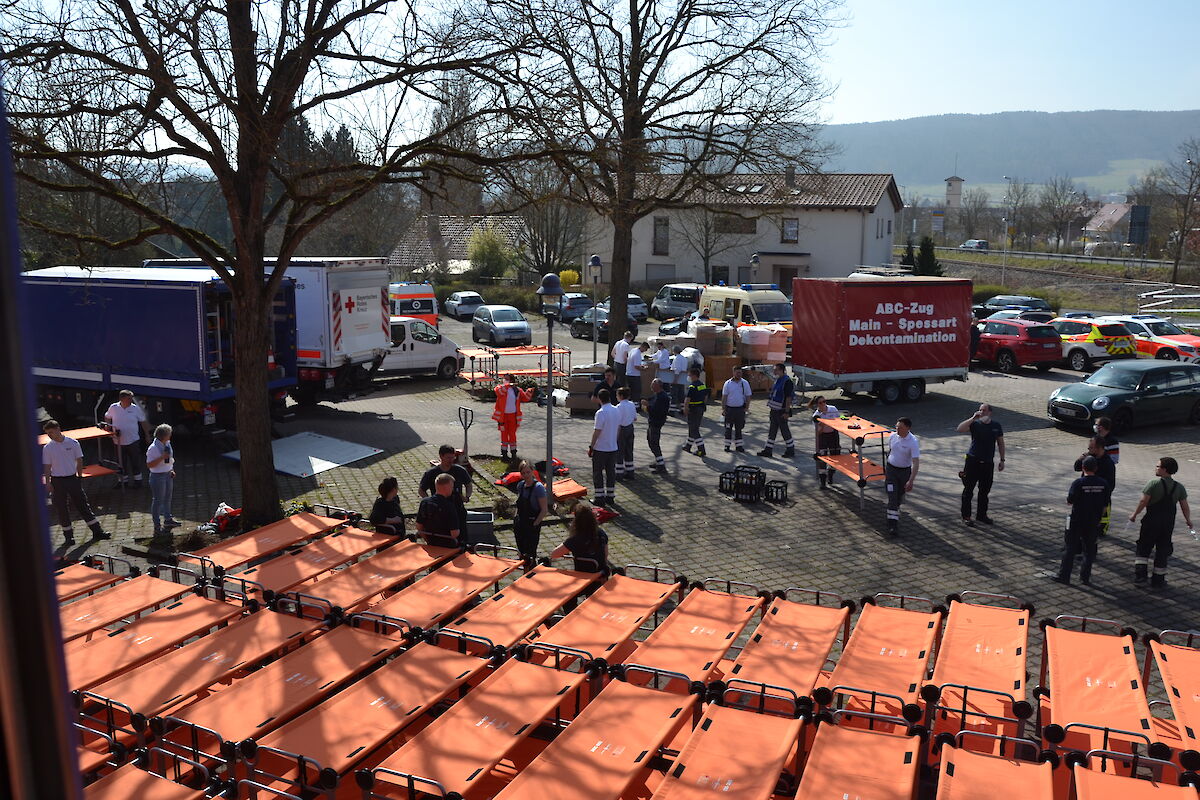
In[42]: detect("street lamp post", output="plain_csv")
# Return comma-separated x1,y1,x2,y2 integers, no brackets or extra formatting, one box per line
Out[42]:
536,273,563,501
588,254,601,364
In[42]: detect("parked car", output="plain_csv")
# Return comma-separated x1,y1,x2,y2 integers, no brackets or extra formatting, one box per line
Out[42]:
570,307,639,342
1048,360,1200,430
988,309,1056,323
973,295,1053,319
472,305,532,346
959,239,990,250
598,294,649,323
1050,317,1137,371
650,283,704,320
444,291,485,321
380,316,463,379
1096,315,1200,362
543,292,594,322
658,310,701,336
975,318,1062,373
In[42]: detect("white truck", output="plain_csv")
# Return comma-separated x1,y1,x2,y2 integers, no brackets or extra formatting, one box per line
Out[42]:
144,258,392,404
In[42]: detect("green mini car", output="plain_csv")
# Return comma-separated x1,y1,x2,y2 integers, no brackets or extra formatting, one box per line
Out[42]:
1048,360,1200,431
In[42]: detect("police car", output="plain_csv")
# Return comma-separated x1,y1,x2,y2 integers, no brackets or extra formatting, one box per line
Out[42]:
1049,317,1137,371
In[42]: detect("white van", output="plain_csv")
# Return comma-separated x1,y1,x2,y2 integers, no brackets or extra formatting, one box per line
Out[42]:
380,316,463,379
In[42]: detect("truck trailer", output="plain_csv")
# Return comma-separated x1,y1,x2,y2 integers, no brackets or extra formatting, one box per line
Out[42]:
791,276,972,403
24,266,297,434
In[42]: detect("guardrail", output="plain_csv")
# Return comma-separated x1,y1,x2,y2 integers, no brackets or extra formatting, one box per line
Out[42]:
906,246,1194,269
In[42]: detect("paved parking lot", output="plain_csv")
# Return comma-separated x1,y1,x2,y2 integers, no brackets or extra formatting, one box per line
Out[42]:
51,312,1200,645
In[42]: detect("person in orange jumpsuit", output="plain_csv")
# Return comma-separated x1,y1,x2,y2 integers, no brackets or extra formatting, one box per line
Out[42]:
493,374,533,461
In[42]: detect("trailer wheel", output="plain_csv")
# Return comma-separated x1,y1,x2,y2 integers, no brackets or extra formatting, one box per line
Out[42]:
876,381,901,405
901,379,925,402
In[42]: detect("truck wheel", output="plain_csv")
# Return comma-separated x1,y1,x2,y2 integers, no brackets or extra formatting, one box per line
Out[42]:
1068,350,1090,371
901,379,925,402
291,385,319,406
876,381,901,405
436,358,457,380
996,350,1017,373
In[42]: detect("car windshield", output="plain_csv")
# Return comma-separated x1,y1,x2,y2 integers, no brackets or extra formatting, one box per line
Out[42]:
754,302,793,322
1025,299,1052,310
1026,325,1058,339
461,293,482,303
1085,366,1142,390
1098,324,1130,337
491,309,524,322
1147,320,1186,336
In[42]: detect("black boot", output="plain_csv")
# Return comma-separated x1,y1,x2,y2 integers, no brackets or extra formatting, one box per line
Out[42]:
1150,573,1167,589
818,473,827,489
1134,564,1148,584
783,447,795,458
757,447,773,457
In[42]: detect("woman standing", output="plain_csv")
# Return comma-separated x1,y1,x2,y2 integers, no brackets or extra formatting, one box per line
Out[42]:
549,502,609,575
493,374,533,461
145,424,178,536
369,476,406,536
513,460,549,561
810,396,842,489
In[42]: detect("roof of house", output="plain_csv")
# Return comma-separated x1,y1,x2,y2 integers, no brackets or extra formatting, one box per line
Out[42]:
387,215,526,277
635,172,902,212
1083,203,1133,233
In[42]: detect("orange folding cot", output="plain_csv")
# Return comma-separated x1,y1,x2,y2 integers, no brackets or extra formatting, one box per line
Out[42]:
924,592,1033,742
274,538,458,621
934,732,1055,800
794,710,923,800
84,747,211,800
60,571,194,644
620,579,765,689
1143,631,1200,768
56,554,132,602
66,589,246,690
1072,750,1200,799
814,594,944,723
491,672,701,800
178,512,346,577
240,634,497,798
358,646,592,800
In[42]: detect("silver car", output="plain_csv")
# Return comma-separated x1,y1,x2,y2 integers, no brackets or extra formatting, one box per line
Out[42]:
598,293,649,323
444,291,485,321
472,304,532,346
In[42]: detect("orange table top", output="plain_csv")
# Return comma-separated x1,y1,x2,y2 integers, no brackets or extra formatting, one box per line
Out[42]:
366,551,523,631
66,595,243,690
187,512,345,570
1150,642,1200,749
232,529,395,595
627,588,764,683
795,723,920,800
936,746,1054,800
494,679,698,800
298,539,457,612
56,563,124,603
1045,627,1151,740
1072,764,1199,799
372,659,588,798
931,601,1029,709
817,452,886,481
816,415,893,440
535,573,677,661
651,704,803,800
728,598,849,696
822,602,942,708
84,764,205,800
60,574,188,643
39,426,112,445
458,345,570,358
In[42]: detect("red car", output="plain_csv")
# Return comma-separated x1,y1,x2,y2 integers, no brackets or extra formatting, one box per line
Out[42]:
976,318,1063,373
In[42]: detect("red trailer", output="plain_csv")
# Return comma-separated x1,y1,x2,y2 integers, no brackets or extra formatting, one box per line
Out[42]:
792,276,972,403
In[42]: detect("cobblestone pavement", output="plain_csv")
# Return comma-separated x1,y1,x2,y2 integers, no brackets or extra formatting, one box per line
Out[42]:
51,320,1200,661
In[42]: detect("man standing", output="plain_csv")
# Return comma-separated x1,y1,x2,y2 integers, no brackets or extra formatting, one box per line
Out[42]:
669,345,689,411
415,473,462,545
589,388,621,507
720,366,753,453
968,316,981,367
624,340,645,404
591,366,620,406
643,378,671,473
956,404,1004,526
145,423,179,536
419,445,472,543
1129,457,1193,589
611,331,634,386
41,419,107,542
682,367,709,458
1054,456,1109,586
1094,417,1120,464
492,374,533,461
104,389,151,486
1074,436,1115,534
615,387,638,478
758,364,795,458
884,418,920,536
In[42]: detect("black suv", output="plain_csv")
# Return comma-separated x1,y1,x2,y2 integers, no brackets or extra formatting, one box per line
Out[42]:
973,295,1053,319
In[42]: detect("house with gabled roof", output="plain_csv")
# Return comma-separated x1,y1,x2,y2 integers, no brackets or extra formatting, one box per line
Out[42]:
387,215,526,280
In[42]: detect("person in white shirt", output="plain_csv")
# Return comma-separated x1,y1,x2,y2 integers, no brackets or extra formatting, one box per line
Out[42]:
41,419,107,541
669,346,689,411
611,331,634,387
720,366,753,453
104,389,151,485
589,389,622,507
615,387,638,478
145,423,180,535
624,341,645,404
885,417,921,535
810,395,842,489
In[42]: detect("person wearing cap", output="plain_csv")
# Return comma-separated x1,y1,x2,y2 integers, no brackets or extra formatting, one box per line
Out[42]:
1129,457,1193,589
884,417,920,536
720,366,752,453
1054,455,1109,586
104,389,151,486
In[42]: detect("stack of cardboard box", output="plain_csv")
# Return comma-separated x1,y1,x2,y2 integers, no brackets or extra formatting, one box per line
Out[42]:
565,370,600,415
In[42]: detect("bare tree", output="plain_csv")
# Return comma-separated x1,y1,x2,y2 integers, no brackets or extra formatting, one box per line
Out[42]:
1152,138,1200,284
487,0,837,345
1,0,520,525
1001,177,1035,249
492,164,591,283
958,187,990,240
1036,175,1081,252
675,208,755,284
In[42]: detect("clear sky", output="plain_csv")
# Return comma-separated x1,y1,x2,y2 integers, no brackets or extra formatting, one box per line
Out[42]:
820,0,1200,124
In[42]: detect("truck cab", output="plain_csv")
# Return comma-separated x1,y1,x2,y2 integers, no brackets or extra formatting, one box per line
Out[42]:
380,316,463,379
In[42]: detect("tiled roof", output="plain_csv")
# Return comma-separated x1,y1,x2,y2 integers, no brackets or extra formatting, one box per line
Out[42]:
634,172,902,212
387,215,526,277
1083,203,1133,233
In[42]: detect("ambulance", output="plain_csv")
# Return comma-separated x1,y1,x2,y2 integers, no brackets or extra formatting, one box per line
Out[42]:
388,283,440,327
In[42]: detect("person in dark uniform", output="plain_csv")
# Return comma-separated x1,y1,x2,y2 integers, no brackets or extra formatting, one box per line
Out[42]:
414,473,461,545
642,378,671,472
1129,457,1193,588
1094,417,1120,464
513,460,548,561
1073,436,1115,534
1054,456,1109,586
369,476,406,536
810,396,841,489
419,444,472,543
549,502,610,575
41,419,108,542
682,366,709,458
968,316,981,367
758,363,795,458
956,403,1005,526
591,367,620,406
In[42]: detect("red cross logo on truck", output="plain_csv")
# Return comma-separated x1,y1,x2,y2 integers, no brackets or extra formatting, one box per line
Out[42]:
344,296,356,313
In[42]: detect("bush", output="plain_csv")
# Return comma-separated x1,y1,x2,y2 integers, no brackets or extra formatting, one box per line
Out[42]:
559,268,580,288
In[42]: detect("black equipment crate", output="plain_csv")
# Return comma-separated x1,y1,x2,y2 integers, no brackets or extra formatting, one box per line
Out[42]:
733,466,766,503
764,480,788,503
719,471,736,494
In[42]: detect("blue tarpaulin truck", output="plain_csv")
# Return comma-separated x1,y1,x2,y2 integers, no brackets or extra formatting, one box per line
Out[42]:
23,265,297,434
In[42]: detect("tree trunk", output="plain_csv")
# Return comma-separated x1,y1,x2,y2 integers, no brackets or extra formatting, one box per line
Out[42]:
232,282,282,527
607,214,634,361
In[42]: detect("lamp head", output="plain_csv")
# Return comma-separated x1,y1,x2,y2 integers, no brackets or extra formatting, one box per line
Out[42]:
588,254,601,269
536,272,564,303
749,252,760,265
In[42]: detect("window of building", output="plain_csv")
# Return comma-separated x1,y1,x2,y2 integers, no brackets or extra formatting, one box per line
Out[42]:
712,265,730,283
736,265,753,283
887,219,893,235
781,217,799,243
715,214,757,234
652,217,670,256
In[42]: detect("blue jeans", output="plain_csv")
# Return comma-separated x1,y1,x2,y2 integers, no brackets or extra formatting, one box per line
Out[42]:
149,472,174,530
